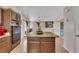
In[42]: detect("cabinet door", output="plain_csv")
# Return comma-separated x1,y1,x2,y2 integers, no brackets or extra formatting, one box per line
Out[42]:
40,37,55,53
27,41,40,53
41,42,55,53
12,11,16,20
0,37,11,53
27,37,40,53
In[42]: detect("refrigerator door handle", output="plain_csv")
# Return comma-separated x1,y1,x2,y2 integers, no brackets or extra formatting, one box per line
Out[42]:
75,35,79,37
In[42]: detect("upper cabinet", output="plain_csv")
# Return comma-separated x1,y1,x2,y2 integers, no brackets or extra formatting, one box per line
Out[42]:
11,10,21,26
16,13,21,26
3,9,21,32
0,8,3,26
12,11,17,20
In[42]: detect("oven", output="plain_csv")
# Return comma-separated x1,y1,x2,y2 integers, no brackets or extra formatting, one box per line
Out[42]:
11,26,21,44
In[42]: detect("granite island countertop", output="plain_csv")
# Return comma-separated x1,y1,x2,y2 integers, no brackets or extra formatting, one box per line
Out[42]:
27,32,58,37
0,32,11,39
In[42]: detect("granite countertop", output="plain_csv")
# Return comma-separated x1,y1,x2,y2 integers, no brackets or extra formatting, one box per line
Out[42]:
27,32,58,37
0,32,11,39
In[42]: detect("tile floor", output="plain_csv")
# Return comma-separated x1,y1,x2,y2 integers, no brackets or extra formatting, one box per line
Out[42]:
10,36,68,53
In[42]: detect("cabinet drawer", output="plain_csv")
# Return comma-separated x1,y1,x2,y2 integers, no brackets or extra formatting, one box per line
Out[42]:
0,43,9,53
27,37,40,41
0,37,11,53
41,37,55,42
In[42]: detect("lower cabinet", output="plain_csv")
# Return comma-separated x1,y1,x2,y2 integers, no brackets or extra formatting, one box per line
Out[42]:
27,41,40,53
27,37,55,53
41,42,55,53
0,36,11,53
27,37,40,53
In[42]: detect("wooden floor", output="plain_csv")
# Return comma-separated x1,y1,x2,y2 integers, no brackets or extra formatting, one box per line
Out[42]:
55,38,68,53
10,37,68,53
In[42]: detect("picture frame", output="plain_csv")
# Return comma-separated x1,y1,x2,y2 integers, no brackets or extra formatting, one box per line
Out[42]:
45,21,53,28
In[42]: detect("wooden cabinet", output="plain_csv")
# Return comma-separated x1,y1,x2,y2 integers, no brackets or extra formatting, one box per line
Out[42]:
16,14,21,26
0,8,3,25
41,42,55,53
40,37,55,53
3,9,21,50
27,37,55,53
12,11,17,20
27,37,40,53
28,41,40,53
0,36,11,53
3,9,12,33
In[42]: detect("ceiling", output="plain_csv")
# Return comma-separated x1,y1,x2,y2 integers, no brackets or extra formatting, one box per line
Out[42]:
20,6,65,21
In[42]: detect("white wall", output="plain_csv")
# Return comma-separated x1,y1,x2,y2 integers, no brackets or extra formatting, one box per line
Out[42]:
53,21,61,36
21,6,65,21
30,21,52,33
21,6,64,37
40,21,54,32
30,21,61,36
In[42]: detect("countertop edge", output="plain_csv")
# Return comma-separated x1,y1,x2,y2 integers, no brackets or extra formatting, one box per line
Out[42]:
0,32,11,39
26,32,58,37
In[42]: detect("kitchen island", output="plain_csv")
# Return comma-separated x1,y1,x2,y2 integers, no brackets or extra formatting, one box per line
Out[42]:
27,32,57,53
